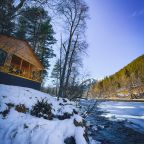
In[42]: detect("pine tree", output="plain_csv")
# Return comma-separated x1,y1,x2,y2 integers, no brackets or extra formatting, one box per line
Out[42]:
0,0,15,35
0,0,27,35
51,60,61,82
15,6,56,78
51,59,61,96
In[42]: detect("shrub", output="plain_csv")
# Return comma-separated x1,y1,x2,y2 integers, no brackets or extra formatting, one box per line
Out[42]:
0,108,10,118
15,104,29,113
6,103,15,108
0,103,15,118
31,99,53,120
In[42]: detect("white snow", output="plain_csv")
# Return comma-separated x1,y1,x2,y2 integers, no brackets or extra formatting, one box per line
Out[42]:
99,101,144,133
0,84,87,144
74,115,83,123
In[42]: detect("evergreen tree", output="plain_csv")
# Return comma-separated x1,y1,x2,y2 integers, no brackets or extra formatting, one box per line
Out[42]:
15,6,56,78
51,59,61,82
92,55,144,98
0,0,28,35
51,59,61,96
0,0,15,35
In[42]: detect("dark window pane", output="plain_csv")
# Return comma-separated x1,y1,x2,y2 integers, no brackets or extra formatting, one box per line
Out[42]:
0,49,7,66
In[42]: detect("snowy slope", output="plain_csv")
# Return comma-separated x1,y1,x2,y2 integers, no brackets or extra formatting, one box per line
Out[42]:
0,84,87,144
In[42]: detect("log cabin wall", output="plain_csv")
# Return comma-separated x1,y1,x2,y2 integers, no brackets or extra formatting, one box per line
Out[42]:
0,35,44,89
0,35,43,70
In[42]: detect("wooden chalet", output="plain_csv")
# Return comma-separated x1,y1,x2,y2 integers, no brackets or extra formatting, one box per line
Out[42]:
0,35,44,90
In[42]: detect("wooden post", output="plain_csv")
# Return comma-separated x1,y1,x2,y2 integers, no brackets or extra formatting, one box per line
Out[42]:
20,59,23,70
4,53,12,72
19,59,23,76
28,63,31,78
38,70,40,82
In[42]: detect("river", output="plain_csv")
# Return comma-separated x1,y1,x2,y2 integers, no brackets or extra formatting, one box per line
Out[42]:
80,100,144,144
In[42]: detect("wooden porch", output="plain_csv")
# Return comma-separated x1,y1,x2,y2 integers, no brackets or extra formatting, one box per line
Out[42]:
0,35,44,85
0,54,42,82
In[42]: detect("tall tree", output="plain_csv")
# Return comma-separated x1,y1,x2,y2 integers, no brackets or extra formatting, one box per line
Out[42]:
57,0,89,98
15,7,56,78
0,0,55,35
51,59,61,96
0,0,27,35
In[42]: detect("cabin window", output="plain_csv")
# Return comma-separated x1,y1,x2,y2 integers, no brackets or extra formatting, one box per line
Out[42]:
0,49,7,66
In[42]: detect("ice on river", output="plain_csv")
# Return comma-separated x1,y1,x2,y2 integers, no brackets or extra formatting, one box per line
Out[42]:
99,101,144,133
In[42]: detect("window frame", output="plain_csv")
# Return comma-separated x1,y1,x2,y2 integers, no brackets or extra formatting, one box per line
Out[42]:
0,49,7,66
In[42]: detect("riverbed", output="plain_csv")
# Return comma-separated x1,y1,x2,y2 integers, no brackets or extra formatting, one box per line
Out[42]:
80,100,144,144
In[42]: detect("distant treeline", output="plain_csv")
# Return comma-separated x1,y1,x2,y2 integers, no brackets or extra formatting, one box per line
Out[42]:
92,55,144,98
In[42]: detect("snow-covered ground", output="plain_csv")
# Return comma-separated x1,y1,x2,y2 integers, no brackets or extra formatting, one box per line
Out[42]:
99,101,144,133
0,84,88,144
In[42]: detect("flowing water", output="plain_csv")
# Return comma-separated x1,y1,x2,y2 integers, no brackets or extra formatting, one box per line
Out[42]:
80,100,144,144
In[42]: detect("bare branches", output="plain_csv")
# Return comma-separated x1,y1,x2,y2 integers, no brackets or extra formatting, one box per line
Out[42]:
57,0,89,98
14,0,26,12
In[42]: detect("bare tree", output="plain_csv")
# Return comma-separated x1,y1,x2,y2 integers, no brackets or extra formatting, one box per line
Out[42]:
56,0,89,98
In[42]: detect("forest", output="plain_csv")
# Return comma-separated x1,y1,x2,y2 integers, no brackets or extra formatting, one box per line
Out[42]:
92,55,144,99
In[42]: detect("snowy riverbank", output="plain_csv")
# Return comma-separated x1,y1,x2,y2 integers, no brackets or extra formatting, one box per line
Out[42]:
0,84,92,144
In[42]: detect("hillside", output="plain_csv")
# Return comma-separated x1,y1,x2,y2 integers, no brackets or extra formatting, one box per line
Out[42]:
92,55,144,99
0,84,92,144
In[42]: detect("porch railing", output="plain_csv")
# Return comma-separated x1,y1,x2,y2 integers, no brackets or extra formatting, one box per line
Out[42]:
0,65,41,82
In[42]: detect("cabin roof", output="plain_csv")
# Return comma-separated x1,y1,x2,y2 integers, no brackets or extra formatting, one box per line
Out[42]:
0,35,44,70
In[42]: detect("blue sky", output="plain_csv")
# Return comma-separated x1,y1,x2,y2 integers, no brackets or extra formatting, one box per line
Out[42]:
83,0,144,79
